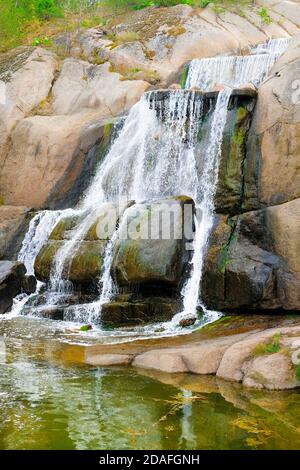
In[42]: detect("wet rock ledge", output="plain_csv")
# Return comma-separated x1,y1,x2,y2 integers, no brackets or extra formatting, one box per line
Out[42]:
83,316,300,391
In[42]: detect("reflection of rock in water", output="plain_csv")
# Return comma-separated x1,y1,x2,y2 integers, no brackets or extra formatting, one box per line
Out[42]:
179,389,197,449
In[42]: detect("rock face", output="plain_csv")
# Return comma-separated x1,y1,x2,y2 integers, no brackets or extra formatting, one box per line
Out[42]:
0,47,57,167
0,3,298,210
244,36,300,209
0,49,149,209
101,296,181,327
75,3,299,85
201,37,300,313
0,261,27,314
0,116,114,209
202,199,300,311
52,60,149,116
266,199,300,309
0,205,31,259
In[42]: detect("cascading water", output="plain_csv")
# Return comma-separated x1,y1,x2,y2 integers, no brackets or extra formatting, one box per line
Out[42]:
10,210,66,316
186,38,291,90
175,37,291,326
9,37,290,338
175,89,231,325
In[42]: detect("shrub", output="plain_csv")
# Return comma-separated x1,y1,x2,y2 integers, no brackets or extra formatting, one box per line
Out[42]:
258,7,272,25
35,0,63,20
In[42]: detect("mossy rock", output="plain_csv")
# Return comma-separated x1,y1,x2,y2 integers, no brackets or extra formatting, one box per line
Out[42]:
50,202,132,241
69,241,107,283
34,240,107,284
101,297,180,327
49,216,80,240
214,94,256,215
34,240,64,281
111,197,194,289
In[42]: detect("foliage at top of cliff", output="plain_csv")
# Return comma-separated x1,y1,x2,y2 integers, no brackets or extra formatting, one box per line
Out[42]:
0,0,253,53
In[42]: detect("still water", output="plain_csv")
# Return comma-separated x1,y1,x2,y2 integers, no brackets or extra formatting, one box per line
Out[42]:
0,318,300,450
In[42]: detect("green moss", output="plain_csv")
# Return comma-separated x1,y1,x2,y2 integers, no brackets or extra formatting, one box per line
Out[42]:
295,364,300,382
34,241,62,281
49,216,79,240
218,218,238,273
236,106,248,121
253,334,282,356
79,324,93,331
0,195,5,206
232,128,246,147
202,315,238,330
68,241,107,282
103,122,114,142
180,64,189,89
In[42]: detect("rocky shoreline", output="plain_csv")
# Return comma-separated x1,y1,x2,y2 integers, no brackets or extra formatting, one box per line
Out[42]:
77,315,300,391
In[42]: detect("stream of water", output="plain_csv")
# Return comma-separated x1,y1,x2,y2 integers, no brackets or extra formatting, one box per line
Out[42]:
7,38,291,339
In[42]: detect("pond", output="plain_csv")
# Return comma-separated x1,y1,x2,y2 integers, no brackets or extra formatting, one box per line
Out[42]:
0,317,300,450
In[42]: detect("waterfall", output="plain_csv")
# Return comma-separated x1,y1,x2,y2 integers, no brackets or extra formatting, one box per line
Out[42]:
186,38,291,90
18,210,65,275
178,90,231,320
175,37,291,323
10,210,65,316
82,90,203,204
251,37,291,55
11,37,290,336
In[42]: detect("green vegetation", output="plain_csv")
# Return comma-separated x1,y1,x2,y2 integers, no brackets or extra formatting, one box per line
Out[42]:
253,333,282,356
109,63,160,84
295,363,300,381
0,1,104,52
0,1,263,53
258,7,272,25
79,324,92,331
180,64,189,88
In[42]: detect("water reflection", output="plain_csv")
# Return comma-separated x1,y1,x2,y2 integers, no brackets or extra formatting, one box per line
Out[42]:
0,334,300,450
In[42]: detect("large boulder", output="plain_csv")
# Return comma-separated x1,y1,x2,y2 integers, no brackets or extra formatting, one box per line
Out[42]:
201,213,278,311
0,260,26,314
111,196,194,290
202,198,300,311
